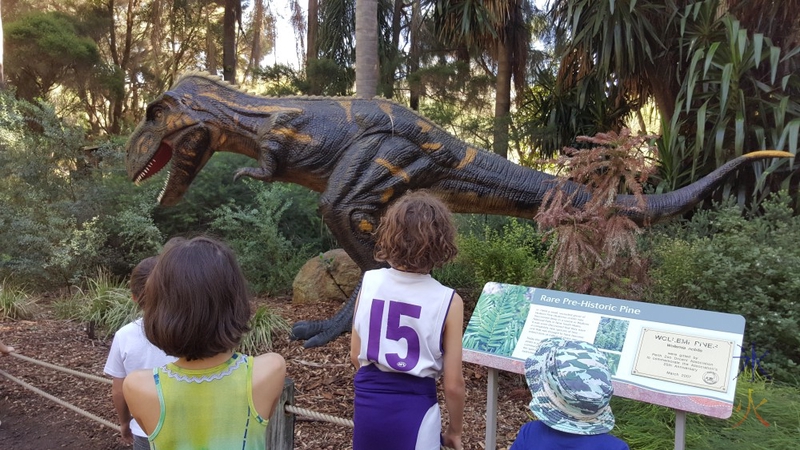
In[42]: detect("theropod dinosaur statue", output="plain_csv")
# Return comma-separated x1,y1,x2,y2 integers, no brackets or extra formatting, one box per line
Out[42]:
125,72,791,347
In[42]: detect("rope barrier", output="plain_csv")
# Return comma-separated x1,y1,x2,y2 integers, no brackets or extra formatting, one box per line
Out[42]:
285,404,354,427
10,352,111,385
0,368,118,430
2,353,457,450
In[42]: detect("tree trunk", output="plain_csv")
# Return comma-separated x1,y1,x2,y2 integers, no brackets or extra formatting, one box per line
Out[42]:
223,0,238,83
245,0,265,80
207,20,218,74
355,0,378,98
107,0,121,134
493,38,511,159
107,0,137,134
381,0,404,99
306,0,318,65
409,0,421,110
0,0,6,89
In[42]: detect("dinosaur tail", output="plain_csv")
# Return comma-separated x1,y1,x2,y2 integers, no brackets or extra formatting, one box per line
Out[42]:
617,150,793,224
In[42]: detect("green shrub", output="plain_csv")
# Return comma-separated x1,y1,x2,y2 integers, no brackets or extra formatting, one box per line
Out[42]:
211,181,332,295
0,280,35,320
0,92,88,288
239,305,290,355
645,193,800,381
0,93,162,288
439,216,548,291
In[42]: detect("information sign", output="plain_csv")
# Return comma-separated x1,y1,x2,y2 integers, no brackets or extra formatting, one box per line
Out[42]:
462,282,745,419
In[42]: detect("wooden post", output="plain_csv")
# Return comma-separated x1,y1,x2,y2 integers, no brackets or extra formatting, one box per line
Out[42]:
266,378,295,449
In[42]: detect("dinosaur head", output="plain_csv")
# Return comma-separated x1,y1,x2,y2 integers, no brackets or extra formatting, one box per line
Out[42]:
126,91,214,206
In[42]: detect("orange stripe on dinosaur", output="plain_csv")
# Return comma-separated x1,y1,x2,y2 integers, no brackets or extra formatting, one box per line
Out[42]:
416,120,433,133
381,188,395,203
197,92,302,114
272,128,313,144
375,158,410,183
379,102,393,118
338,101,353,122
456,147,477,169
358,219,374,233
421,142,442,152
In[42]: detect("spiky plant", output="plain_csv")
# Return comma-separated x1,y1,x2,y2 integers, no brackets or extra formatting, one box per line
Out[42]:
238,305,290,355
0,280,35,320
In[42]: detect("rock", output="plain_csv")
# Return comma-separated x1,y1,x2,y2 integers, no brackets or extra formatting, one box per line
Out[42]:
292,249,362,304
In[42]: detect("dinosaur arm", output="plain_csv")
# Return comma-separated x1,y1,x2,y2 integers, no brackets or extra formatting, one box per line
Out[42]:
233,149,277,182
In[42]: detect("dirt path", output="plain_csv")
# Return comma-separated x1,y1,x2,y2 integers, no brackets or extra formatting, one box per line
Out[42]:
1,297,530,449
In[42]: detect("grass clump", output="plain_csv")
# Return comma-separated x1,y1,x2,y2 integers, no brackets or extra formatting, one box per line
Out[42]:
239,304,290,355
0,280,35,320
612,374,800,450
54,268,138,339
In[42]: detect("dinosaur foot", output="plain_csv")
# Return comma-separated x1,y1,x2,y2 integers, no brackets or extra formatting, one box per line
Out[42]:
291,317,351,348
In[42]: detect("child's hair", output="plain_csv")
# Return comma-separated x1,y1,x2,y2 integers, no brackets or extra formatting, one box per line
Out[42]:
142,236,251,361
374,190,458,273
130,256,157,304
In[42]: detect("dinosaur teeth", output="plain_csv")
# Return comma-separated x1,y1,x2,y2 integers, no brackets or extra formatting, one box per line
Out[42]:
156,171,170,202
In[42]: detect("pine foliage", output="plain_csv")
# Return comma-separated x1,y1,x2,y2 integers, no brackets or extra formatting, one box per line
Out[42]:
535,129,655,297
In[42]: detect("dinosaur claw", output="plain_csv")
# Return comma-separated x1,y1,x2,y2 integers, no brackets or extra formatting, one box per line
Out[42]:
290,315,352,348
291,320,324,341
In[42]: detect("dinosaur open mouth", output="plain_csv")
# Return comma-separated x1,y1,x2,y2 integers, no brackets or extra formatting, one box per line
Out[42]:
134,141,173,183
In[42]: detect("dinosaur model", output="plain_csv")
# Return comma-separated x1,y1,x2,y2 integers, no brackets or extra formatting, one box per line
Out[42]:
125,72,791,347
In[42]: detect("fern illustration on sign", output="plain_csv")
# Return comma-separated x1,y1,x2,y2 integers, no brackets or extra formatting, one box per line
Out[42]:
463,282,532,357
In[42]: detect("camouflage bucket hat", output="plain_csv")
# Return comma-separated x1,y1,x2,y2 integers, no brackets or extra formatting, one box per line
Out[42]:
525,337,615,435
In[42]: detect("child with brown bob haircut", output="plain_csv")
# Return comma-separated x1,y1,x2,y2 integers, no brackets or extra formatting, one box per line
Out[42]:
123,236,286,450
350,190,466,450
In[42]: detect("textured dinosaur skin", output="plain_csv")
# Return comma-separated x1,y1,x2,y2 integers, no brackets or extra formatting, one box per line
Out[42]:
125,73,791,347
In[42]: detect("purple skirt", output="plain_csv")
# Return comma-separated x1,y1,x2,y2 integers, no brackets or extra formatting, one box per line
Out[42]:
353,364,440,450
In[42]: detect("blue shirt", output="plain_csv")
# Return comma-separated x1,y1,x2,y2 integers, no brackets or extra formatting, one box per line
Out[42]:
510,420,629,450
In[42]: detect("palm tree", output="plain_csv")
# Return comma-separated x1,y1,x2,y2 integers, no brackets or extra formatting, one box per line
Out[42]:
355,0,378,97
433,0,532,159
306,0,319,65
544,0,800,194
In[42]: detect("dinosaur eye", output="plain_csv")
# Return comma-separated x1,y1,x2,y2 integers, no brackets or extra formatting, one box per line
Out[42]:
146,103,166,122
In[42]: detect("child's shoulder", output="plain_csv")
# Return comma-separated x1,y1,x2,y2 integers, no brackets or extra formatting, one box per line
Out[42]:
252,352,286,374
112,318,144,338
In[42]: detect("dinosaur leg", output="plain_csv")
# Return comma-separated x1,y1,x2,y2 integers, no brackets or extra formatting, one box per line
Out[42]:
291,279,361,348
291,136,430,347
291,193,387,347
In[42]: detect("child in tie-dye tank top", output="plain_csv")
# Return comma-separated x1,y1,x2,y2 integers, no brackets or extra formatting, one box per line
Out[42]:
123,236,286,450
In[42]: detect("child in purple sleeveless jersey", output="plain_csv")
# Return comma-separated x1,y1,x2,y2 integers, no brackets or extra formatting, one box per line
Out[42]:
350,190,465,450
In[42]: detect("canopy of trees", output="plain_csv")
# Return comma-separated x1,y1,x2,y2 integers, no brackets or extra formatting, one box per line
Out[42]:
1,0,798,192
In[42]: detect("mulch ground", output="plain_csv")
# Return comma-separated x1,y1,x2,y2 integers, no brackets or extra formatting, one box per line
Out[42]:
0,296,532,449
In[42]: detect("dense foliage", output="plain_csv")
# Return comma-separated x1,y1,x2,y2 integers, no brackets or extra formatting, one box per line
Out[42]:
645,193,800,381
535,0,800,196
0,91,161,288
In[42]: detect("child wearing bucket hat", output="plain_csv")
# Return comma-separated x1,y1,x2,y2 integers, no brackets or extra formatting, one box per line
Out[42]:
510,337,629,450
